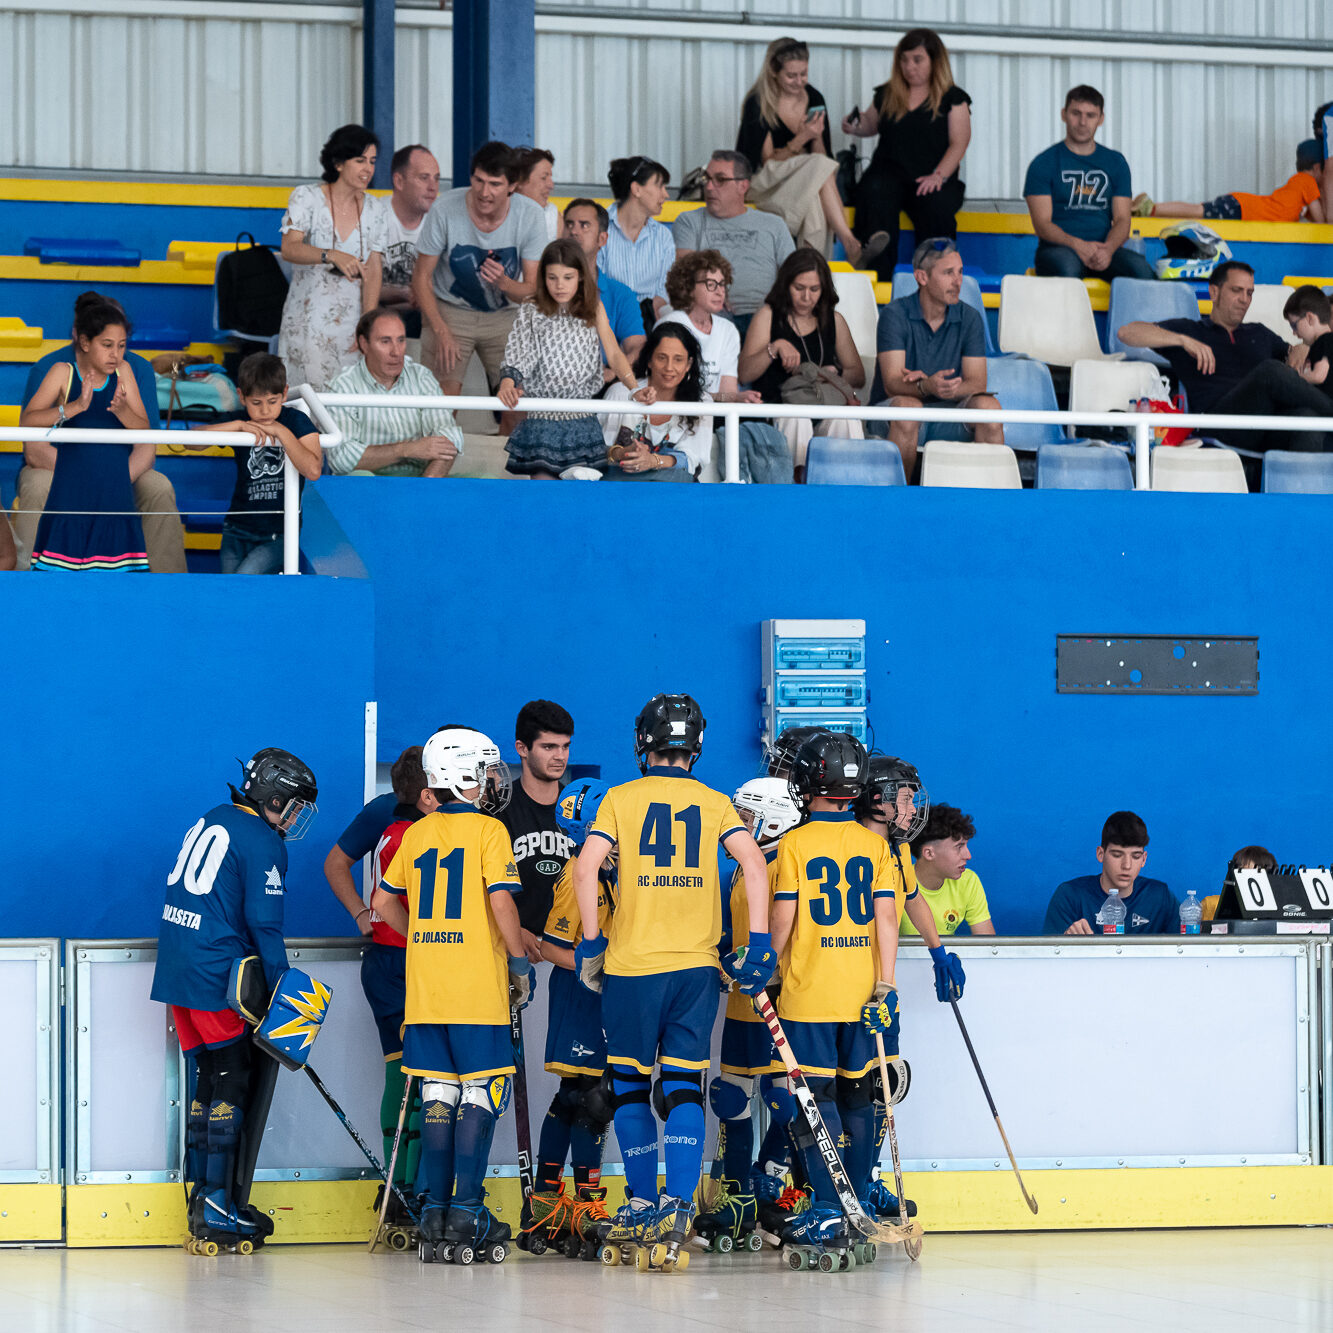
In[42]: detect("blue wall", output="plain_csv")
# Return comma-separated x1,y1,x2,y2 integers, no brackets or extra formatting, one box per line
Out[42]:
5,572,375,939
317,478,1333,936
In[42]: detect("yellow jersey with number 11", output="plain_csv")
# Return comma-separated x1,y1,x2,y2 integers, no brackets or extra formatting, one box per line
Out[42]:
587,767,745,978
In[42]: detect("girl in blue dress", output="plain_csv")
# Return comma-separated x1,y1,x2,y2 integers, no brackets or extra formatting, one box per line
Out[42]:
21,295,152,572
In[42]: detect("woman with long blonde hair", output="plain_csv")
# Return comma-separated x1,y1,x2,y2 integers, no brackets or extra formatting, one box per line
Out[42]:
842,28,972,281
737,36,882,264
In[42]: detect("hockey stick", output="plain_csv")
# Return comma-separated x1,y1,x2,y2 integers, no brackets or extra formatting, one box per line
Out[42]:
873,1033,923,1262
752,990,920,1245
368,1071,416,1253
509,1004,536,1222
949,1000,1038,1215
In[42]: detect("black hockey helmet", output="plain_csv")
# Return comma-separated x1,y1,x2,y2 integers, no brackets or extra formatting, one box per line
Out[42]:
634,693,705,772
788,731,868,807
854,752,929,842
232,747,319,840
762,724,833,780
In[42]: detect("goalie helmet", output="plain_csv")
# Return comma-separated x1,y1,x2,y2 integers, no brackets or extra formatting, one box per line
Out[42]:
788,731,868,807
422,727,512,814
1153,222,1232,281
732,776,802,847
555,778,613,846
235,748,318,840
855,753,930,843
633,693,705,772
762,724,833,780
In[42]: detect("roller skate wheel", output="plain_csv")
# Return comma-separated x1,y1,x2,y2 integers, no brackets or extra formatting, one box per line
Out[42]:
455,1243,475,1266
672,1248,690,1272
599,1243,620,1266
528,1233,547,1256
418,1239,435,1263
715,1232,733,1254
388,1230,410,1252
839,1250,854,1271
436,1242,455,1263
183,1239,196,1255
745,1231,764,1252
631,1245,652,1272
489,1242,508,1264
236,1239,253,1256
816,1251,835,1273
785,1247,806,1271
562,1232,582,1259
201,1240,219,1258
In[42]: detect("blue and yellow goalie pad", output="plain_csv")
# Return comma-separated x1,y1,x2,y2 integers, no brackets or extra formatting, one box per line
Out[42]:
255,967,334,1071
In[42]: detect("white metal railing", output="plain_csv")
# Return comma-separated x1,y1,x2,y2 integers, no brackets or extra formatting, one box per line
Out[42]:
5,388,1332,577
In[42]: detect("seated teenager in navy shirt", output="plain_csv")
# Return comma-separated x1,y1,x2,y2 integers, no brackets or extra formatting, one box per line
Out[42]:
1023,85,1153,281
1043,810,1178,935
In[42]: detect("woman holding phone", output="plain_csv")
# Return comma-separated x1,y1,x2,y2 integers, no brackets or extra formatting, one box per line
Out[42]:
737,36,880,264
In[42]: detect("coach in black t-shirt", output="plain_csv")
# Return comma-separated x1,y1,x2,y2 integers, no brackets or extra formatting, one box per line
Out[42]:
501,699,575,961
1117,259,1332,456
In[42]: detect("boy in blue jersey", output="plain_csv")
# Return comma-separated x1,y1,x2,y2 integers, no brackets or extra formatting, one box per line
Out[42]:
151,748,318,1246
572,693,771,1265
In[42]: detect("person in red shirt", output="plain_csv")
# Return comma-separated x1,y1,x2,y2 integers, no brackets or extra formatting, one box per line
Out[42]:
360,746,438,1226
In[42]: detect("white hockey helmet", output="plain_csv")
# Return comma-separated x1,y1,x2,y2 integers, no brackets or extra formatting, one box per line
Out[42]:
422,728,512,814
732,776,802,847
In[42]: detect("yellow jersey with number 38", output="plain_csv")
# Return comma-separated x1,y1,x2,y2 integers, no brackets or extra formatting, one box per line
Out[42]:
773,812,899,1023
587,767,745,977
381,805,521,1026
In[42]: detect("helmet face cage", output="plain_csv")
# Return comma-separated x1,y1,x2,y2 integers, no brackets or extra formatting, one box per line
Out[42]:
276,797,318,841
881,778,930,842
478,758,513,816
732,777,801,847
241,748,318,840
763,725,833,780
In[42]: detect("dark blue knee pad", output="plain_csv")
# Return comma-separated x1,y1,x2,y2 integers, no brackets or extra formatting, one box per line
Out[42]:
760,1074,794,1125
709,1075,751,1122
655,1071,704,1119
575,1073,614,1134
612,1070,652,1112
836,1072,874,1111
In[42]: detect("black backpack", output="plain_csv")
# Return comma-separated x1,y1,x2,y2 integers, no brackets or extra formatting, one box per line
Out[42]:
216,232,288,338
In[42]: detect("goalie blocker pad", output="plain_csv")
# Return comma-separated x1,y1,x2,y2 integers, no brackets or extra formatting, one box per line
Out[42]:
228,957,333,1071
227,955,271,1026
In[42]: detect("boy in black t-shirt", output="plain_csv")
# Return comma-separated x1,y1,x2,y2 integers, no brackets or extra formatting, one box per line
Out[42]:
198,353,322,574
1300,332,1333,400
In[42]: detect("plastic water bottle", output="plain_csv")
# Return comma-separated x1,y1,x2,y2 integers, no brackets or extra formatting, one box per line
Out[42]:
1179,890,1202,935
1096,889,1126,934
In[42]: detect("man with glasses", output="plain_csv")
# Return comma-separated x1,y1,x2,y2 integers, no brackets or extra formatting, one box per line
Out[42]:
875,237,1001,480
673,150,795,337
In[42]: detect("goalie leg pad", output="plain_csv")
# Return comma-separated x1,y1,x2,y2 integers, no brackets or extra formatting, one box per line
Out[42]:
873,1057,911,1106
254,968,333,1071
462,1074,511,1117
760,1073,795,1125
709,1072,753,1122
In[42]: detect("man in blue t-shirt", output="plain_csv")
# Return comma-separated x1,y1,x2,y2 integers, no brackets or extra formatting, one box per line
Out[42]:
1023,85,1153,281
562,198,647,375
1043,810,1178,935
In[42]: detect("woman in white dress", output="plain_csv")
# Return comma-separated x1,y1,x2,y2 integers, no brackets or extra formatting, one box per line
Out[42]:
278,124,387,392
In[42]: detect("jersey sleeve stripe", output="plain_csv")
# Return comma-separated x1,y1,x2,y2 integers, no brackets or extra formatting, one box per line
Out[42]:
543,933,574,949
872,888,896,899
379,875,406,895
585,828,615,845
720,824,746,842
488,881,522,894
773,890,799,901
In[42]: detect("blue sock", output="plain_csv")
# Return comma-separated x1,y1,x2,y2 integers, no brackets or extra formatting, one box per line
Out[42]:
661,1075,706,1202
721,1114,754,1185
536,1098,573,1189
420,1093,457,1210
205,1100,241,1195
839,1096,876,1197
569,1119,605,1177
611,1072,657,1201
451,1102,497,1208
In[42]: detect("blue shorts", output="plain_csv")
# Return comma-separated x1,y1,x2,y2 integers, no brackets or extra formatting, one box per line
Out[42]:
775,1018,875,1080
603,967,718,1075
360,942,406,1059
720,1015,774,1077
402,1022,515,1082
544,964,606,1077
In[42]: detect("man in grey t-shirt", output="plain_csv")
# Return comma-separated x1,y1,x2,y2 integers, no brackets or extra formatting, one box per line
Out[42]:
673,150,794,333
410,140,546,397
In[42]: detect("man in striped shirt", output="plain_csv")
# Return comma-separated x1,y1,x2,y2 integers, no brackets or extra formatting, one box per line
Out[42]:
326,308,465,477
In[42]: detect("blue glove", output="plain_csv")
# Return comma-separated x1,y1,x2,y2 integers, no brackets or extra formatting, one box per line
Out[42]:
574,933,607,994
929,945,966,1002
728,931,778,997
860,983,899,1035
508,955,536,1010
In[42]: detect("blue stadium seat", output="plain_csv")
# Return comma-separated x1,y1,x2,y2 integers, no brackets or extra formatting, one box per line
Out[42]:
890,270,997,355
984,356,1066,448
805,437,907,486
1036,443,1133,490
23,236,142,266
1106,278,1199,364
1261,451,1333,494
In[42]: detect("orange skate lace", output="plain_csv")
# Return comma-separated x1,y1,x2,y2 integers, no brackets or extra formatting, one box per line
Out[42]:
522,1188,574,1236
776,1185,809,1213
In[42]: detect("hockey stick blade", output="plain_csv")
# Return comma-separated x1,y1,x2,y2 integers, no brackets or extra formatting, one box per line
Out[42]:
753,990,917,1245
950,1000,1038,1214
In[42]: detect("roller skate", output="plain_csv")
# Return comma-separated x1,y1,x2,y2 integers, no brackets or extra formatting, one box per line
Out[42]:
596,1195,655,1267
564,1186,612,1260
423,1199,512,1265
781,1203,872,1273
757,1182,809,1247
631,1194,694,1273
185,1189,261,1256
865,1177,918,1225
373,1182,421,1252
692,1179,762,1254
519,1185,575,1256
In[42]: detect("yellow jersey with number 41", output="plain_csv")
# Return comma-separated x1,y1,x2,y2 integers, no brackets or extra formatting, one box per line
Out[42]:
381,804,521,1026
587,767,746,977
774,811,899,1023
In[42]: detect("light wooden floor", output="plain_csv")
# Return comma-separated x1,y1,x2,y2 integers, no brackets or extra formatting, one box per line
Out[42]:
2,1229,1329,1332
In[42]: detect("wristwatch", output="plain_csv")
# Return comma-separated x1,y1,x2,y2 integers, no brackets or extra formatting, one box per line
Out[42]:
320,249,329,265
